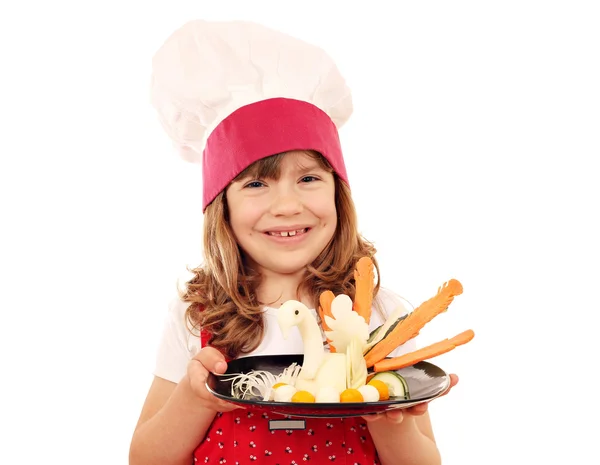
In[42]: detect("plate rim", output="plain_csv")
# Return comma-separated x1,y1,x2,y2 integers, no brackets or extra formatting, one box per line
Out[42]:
205,354,450,413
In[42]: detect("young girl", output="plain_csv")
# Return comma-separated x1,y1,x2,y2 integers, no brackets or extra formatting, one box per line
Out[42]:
130,20,458,465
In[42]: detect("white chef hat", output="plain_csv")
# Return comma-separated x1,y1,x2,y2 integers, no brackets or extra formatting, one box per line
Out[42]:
150,19,353,210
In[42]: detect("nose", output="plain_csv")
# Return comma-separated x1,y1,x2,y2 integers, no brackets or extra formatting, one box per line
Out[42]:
270,186,303,216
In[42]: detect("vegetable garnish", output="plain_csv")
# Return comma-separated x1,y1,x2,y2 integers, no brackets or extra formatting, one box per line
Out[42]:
223,363,301,401
318,290,336,352
370,371,409,399
353,256,375,324
291,390,316,403
373,329,475,372
364,279,466,368
367,379,390,401
340,388,364,403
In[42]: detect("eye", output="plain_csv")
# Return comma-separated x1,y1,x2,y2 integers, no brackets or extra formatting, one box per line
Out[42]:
300,175,319,183
294,310,299,315
244,180,265,189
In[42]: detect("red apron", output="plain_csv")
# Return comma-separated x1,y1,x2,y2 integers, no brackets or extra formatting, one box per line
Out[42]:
194,330,380,464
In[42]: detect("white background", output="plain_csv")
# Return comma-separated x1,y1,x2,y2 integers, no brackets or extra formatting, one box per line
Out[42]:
1,1,599,464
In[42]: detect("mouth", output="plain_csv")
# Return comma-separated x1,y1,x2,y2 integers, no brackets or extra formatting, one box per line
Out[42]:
264,227,310,238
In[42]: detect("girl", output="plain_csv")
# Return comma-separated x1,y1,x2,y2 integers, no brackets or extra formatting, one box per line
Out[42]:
130,20,458,465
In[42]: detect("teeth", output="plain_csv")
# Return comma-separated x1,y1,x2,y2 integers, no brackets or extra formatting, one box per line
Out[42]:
268,228,307,237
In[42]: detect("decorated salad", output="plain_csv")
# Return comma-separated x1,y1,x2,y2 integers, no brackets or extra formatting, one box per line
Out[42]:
222,257,474,404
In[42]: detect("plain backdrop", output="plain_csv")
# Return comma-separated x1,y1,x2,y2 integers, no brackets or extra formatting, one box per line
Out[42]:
1,1,599,464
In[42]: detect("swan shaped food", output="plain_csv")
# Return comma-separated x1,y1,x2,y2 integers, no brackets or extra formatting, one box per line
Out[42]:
277,295,369,396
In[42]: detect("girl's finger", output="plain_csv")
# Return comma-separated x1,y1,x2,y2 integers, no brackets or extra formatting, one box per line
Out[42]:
385,409,404,424
447,373,459,390
406,402,429,416
361,413,384,423
440,373,459,397
196,347,228,374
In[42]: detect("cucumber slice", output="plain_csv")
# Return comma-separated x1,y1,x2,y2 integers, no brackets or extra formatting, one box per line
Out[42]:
370,371,410,399
363,309,408,355
366,325,384,345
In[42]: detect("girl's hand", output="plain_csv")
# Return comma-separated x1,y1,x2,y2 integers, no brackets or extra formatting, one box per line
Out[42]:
362,373,459,424
186,346,244,412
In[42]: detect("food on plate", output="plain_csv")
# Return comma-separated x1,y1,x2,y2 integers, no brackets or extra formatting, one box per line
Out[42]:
340,388,364,403
291,390,316,403
315,386,341,403
363,278,464,368
369,371,409,399
225,256,474,404
273,384,298,402
357,384,380,402
353,256,375,324
366,379,390,401
373,329,475,373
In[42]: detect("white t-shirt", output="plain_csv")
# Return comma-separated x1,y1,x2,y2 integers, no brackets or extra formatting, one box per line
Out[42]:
153,287,418,383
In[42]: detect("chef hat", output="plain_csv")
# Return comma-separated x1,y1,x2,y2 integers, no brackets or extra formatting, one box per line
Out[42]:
150,20,353,211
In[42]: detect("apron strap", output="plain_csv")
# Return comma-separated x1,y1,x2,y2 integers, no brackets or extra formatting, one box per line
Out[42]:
200,327,211,348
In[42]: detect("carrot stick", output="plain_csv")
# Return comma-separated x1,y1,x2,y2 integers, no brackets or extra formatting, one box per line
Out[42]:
373,329,475,372
364,279,463,368
318,290,336,352
353,256,375,323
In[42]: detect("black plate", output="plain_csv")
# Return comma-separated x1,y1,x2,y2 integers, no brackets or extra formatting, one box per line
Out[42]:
206,354,450,418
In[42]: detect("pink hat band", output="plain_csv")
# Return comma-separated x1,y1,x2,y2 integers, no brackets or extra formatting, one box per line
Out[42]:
202,97,349,210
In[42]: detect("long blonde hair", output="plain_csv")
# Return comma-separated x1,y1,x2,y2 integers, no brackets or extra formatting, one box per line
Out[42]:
180,151,380,359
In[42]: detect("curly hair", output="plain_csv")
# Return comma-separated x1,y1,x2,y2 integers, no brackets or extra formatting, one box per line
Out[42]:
180,151,380,360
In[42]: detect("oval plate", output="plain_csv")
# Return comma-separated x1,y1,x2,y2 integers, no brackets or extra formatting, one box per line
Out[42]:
206,354,450,418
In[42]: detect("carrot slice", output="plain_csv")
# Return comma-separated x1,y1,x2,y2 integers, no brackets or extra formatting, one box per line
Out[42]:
353,256,375,324
373,329,475,372
318,290,336,352
364,279,463,368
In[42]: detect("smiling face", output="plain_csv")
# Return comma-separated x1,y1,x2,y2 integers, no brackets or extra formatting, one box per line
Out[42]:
225,150,338,276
